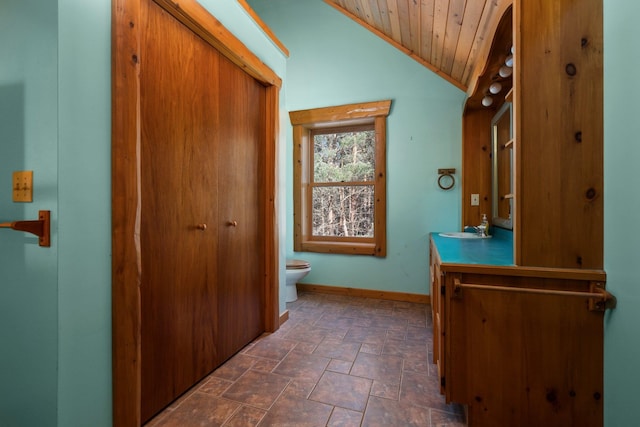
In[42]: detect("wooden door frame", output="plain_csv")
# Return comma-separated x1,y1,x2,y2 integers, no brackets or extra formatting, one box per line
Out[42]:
111,0,281,424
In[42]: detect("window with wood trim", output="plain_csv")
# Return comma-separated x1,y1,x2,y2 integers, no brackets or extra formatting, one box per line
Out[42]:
289,100,391,257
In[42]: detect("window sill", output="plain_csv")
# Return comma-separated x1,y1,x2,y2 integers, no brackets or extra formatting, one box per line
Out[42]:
298,240,383,257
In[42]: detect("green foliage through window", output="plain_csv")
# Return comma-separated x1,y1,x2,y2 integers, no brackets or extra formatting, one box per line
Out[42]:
313,129,375,182
311,127,375,238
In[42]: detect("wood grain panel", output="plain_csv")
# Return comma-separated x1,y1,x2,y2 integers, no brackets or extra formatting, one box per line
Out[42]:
367,0,384,30
263,86,280,333
440,0,465,74
374,115,388,257
450,0,486,82
446,272,604,426
386,0,402,43
292,125,307,253
461,108,493,229
439,263,606,281
419,0,435,61
430,0,448,68
396,0,412,50
297,283,430,304
216,54,266,361
516,0,603,268
111,0,143,423
407,0,421,54
344,0,359,16
140,2,221,420
375,0,393,37
154,0,281,88
289,100,391,126
359,0,375,25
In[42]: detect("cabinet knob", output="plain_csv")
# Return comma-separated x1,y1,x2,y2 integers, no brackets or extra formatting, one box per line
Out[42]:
196,223,207,231
228,220,238,227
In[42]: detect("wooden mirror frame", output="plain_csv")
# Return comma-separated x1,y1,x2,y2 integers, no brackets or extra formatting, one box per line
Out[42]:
491,101,513,230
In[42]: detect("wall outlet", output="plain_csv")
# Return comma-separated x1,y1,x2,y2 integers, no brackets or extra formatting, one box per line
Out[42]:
471,193,480,206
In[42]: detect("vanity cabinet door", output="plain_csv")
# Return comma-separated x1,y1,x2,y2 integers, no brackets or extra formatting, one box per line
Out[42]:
445,271,605,426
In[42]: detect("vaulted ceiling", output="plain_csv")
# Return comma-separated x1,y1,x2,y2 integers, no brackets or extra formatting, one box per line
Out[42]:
324,0,512,93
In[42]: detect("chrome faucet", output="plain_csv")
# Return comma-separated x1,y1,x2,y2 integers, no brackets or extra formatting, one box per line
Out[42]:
465,225,486,236
464,215,489,237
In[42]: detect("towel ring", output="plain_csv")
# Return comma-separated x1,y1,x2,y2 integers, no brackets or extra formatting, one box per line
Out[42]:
437,168,456,190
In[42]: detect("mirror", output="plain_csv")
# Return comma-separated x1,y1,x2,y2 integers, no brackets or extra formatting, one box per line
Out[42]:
491,102,513,229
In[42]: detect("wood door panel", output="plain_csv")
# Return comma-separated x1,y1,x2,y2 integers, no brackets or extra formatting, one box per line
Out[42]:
447,276,603,426
216,55,266,361
140,1,220,421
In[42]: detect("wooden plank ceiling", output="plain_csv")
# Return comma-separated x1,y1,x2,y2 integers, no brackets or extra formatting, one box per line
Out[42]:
324,0,512,93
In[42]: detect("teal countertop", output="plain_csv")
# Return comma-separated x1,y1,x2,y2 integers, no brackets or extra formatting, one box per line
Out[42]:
431,228,514,266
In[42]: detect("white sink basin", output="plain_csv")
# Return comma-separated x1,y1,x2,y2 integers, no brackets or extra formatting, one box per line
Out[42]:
438,232,492,239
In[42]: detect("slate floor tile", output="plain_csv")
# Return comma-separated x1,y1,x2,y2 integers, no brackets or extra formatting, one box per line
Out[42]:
145,292,465,426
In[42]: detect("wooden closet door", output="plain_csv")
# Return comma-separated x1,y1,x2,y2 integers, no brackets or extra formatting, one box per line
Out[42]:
139,1,221,421
216,56,266,360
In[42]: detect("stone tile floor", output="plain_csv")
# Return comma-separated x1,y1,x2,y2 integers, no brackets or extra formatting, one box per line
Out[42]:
145,291,465,426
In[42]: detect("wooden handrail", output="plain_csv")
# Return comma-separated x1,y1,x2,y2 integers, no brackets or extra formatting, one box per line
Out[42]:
453,278,616,311
0,210,50,247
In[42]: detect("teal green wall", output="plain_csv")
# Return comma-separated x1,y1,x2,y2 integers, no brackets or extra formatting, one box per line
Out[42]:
57,0,112,424
249,0,465,296
0,1,59,425
3,0,633,424
1,1,285,425
603,0,640,424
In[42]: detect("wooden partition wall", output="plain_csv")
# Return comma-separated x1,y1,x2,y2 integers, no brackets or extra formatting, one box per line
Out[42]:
514,0,603,268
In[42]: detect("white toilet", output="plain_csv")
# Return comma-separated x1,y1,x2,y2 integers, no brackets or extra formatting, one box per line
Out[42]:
285,259,311,303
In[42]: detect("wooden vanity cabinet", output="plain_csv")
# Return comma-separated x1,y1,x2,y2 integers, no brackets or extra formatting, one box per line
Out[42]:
444,1,608,424
430,238,612,426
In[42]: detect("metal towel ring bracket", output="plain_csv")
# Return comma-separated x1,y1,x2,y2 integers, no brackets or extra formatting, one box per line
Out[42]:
437,168,456,190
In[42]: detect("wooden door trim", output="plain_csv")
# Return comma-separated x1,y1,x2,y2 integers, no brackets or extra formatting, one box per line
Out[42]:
111,0,280,425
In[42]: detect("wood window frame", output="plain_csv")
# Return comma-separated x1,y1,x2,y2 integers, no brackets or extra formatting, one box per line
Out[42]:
289,100,391,257
112,0,281,425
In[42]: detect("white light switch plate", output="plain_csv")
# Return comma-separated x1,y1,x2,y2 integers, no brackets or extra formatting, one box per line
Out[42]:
471,194,480,206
